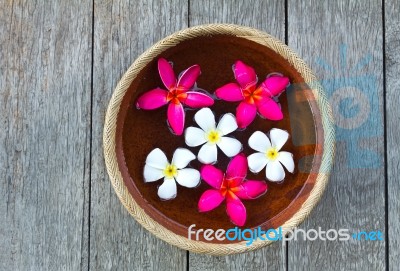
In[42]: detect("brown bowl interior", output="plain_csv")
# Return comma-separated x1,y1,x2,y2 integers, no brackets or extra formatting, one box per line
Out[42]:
116,35,323,243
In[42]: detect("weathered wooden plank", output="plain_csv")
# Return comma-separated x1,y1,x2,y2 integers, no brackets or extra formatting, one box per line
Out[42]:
188,1,287,270
90,0,188,270
0,0,92,270
288,0,386,270
385,0,400,269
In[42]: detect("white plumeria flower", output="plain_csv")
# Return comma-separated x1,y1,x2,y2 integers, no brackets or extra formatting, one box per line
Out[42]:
144,148,200,200
184,107,242,164
247,129,295,182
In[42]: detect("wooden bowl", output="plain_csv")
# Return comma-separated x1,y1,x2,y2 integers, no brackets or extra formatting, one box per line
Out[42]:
104,24,335,255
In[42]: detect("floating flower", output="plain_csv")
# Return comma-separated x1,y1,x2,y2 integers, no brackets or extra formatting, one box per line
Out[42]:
198,153,268,226
185,107,242,164
247,129,295,182
215,60,290,128
136,58,214,135
144,148,200,200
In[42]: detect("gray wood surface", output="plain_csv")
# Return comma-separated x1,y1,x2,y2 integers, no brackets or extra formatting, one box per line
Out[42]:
188,0,287,270
89,0,187,270
288,0,386,270
0,0,397,270
0,0,92,270
385,0,400,269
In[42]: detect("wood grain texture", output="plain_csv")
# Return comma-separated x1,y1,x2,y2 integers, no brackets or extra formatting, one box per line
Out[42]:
188,1,287,270
385,0,400,269
0,1,394,270
0,0,92,270
288,0,386,270
90,0,188,270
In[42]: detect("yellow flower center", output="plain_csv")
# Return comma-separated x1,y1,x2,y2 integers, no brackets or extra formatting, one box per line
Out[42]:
206,130,221,144
163,164,178,178
266,148,279,161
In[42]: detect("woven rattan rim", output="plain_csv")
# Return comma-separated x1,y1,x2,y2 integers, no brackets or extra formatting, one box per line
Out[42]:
103,24,335,255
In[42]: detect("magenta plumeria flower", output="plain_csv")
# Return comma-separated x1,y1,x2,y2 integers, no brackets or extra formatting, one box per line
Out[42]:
198,153,268,226
215,60,290,128
136,58,214,135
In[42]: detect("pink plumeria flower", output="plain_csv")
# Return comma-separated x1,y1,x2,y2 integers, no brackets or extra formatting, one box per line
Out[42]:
198,153,268,226
144,148,200,200
215,60,290,128
247,129,295,182
136,58,214,135
185,108,242,164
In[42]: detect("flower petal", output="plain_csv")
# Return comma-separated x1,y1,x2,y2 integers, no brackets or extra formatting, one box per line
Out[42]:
185,127,207,147
266,160,285,182
235,180,268,200
200,164,224,189
136,88,168,110
217,113,238,135
194,107,216,132
217,137,242,158
256,98,283,121
158,58,176,90
233,60,257,89
143,165,164,182
248,131,271,153
198,189,225,212
278,151,295,173
236,101,257,129
183,91,214,108
226,197,247,226
177,64,201,90
197,143,218,164
226,153,247,186
171,148,196,169
270,128,289,151
157,178,177,200
167,102,185,135
145,148,169,169
247,152,268,173
261,75,290,97
175,168,200,188
215,83,244,101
